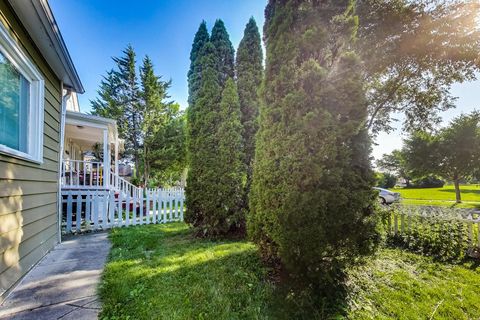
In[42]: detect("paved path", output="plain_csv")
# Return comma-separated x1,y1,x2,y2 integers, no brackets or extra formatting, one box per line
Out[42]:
0,232,110,319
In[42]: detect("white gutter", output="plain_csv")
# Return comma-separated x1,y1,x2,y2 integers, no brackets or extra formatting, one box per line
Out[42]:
57,85,72,243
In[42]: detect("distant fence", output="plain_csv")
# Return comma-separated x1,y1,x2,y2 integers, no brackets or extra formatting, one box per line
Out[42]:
385,205,480,259
61,188,185,234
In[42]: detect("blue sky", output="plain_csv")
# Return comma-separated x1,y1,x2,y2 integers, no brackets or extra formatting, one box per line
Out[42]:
50,0,479,160
50,0,266,111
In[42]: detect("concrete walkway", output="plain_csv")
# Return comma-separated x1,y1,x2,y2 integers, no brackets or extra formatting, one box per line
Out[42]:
0,232,110,320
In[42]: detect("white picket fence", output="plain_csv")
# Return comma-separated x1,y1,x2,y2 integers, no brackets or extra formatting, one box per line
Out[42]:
61,188,185,234
386,205,480,257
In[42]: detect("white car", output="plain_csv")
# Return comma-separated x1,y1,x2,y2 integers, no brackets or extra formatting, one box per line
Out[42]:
374,187,400,205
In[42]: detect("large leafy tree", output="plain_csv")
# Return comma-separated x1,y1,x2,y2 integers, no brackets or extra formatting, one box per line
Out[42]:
357,0,480,134
403,112,480,203
236,17,263,207
249,0,379,288
376,149,411,186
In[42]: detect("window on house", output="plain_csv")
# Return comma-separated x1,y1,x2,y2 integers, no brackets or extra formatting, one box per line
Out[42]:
0,51,29,152
0,23,45,163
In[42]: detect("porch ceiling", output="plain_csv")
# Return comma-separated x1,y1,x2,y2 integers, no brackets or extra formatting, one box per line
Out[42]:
65,111,124,151
65,124,106,150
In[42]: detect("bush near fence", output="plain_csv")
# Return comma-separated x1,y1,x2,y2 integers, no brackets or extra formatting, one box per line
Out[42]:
381,204,480,261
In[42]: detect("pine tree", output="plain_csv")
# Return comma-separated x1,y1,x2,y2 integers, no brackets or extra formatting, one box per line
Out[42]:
140,55,174,185
188,21,209,107
210,19,235,88
236,17,263,207
91,45,143,174
91,71,125,136
215,78,246,234
249,0,380,288
92,46,185,186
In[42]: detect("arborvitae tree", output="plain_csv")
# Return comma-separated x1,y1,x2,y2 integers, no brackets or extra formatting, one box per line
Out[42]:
188,21,209,107
210,19,235,87
186,20,246,236
185,41,224,235
249,0,380,288
236,17,263,207
215,78,246,234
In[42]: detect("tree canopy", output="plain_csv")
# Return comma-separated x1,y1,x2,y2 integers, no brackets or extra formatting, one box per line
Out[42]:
403,112,480,202
357,0,480,134
376,149,411,185
91,45,185,186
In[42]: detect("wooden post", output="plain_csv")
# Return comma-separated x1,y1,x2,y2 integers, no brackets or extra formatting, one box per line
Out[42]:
103,129,110,188
114,137,119,188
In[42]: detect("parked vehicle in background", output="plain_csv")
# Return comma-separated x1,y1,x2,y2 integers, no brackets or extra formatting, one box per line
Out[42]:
374,187,401,205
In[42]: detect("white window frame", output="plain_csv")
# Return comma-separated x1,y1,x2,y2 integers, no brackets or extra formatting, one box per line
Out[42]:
0,22,45,163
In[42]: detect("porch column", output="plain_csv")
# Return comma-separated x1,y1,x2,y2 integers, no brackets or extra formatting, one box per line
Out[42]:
114,138,119,188
103,129,110,188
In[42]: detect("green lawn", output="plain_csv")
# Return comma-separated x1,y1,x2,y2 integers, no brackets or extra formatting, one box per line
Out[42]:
391,185,480,209
346,249,480,319
99,223,273,319
99,223,480,319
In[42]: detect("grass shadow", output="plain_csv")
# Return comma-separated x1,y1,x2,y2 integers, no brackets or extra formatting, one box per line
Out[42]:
438,188,480,195
100,223,349,319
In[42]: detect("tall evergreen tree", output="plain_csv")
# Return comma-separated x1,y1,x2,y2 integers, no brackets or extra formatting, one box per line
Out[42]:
186,20,245,236
236,17,263,207
210,19,235,88
188,21,209,107
185,41,224,235
92,45,143,172
249,0,380,288
91,71,125,136
140,55,175,185
112,45,142,172
92,46,184,185
215,78,246,234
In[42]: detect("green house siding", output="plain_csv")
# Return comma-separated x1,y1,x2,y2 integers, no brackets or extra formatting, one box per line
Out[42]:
0,1,62,299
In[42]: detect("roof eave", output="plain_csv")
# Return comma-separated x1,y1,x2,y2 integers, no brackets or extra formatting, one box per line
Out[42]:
8,0,84,93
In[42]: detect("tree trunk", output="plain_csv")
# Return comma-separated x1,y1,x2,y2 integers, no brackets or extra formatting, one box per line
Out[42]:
144,145,149,188
453,174,461,203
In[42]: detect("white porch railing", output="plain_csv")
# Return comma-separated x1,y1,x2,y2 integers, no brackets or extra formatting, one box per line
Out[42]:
110,171,143,199
61,188,185,234
62,159,105,188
